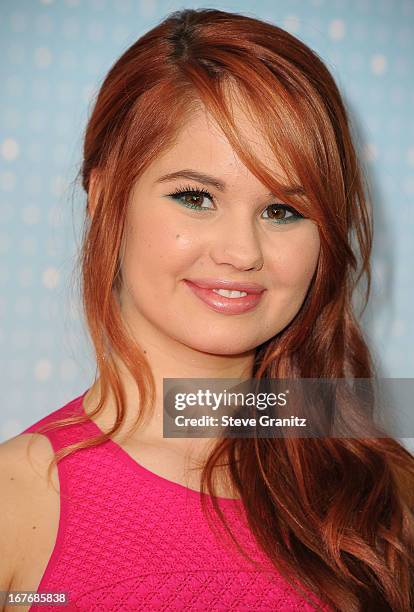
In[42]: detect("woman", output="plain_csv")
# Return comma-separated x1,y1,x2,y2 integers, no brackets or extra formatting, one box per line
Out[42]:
1,8,413,611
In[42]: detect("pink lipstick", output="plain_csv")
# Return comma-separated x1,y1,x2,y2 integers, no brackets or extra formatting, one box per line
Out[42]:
183,278,266,315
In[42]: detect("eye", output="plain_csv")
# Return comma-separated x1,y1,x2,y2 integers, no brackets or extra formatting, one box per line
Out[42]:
167,185,214,210
166,184,304,225
262,203,303,225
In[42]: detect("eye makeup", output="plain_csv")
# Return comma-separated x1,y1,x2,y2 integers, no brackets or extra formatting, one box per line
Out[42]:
166,183,305,225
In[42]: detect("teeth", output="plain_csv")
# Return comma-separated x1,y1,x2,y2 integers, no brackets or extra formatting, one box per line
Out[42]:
212,289,248,298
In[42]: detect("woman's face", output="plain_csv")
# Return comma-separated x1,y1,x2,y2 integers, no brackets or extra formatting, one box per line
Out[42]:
118,106,320,355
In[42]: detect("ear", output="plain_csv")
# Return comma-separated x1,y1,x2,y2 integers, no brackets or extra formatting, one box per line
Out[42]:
87,168,102,220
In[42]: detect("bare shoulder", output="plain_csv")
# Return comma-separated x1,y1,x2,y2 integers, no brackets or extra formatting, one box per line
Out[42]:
0,432,59,592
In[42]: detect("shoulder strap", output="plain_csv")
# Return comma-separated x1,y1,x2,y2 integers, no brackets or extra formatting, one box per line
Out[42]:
19,390,92,453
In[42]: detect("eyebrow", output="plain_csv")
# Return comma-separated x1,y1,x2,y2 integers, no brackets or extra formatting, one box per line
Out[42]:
155,169,305,198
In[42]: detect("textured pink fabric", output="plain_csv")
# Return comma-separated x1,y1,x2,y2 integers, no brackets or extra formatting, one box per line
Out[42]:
19,390,329,611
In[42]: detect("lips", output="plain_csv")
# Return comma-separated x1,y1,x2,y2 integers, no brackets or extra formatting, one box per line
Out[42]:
185,278,265,294
183,279,266,315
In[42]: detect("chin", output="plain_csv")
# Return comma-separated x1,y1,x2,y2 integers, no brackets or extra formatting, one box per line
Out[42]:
179,333,258,356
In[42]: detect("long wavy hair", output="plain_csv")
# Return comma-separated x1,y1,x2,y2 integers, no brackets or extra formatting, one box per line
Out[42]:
32,8,414,611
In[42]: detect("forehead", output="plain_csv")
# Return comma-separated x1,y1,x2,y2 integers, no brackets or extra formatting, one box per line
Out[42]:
143,100,290,189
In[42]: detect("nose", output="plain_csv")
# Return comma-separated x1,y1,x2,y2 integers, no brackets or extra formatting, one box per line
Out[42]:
209,213,264,272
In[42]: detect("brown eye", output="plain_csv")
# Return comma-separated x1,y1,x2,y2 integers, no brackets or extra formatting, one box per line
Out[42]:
262,203,302,225
183,193,204,206
266,205,290,221
168,187,214,210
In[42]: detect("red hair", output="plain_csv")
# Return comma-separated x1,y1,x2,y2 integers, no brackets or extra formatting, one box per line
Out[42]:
33,8,414,610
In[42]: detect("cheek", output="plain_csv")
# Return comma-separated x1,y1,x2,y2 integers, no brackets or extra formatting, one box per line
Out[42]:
124,210,198,280
268,227,320,291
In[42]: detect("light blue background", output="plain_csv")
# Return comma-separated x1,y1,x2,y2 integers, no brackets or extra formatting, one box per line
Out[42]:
0,0,413,449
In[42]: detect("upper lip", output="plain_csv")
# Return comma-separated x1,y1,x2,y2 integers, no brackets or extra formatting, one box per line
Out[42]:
185,278,266,294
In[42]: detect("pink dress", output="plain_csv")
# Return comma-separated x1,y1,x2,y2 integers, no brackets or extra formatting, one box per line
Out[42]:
18,390,329,611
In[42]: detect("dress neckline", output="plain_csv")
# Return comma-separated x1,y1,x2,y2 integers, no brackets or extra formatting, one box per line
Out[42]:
78,388,241,504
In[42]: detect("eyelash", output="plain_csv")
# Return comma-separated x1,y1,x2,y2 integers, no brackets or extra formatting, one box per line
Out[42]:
166,184,304,225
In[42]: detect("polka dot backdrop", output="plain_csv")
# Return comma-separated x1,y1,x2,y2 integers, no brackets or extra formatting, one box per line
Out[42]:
0,0,413,452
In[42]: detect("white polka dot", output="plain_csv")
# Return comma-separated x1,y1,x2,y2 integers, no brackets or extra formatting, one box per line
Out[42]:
138,0,156,16
115,0,132,12
10,12,28,33
350,53,363,71
85,54,102,74
24,174,43,195
54,112,72,136
0,266,10,285
87,21,105,41
307,17,322,35
32,79,50,101
48,205,65,228
371,54,387,75
0,172,16,192
111,24,130,43
1,138,19,161
5,75,24,96
50,175,68,197
395,57,408,77
384,147,399,163
392,319,405,338
68,299,80,320
34,46,52,69
60,50,77,70
391,87,406,105
67,330,81,349
27,142,44,163
378,0,394,14
36,14,53,34
283,15,300,34
1,419,24,440
28,110,47,133
368,88,382,105
373,261,385,285
356,0,370,12
0,234,11,254
3,109,22,130
397,27,411,47
406,148,414,167
82,83,97,104
7,44,25,64
402,0,414,16
62,17,80,38
389,116,402,134
374,24,389,43
362,143,378,163
352,24,367,42
56,81,75,101
60,359,78,381
36,327,54,348
11,330,31,350
0,202,13,224
22,205,40,225
34,359,52,382
46,237,60,257
20,236,38,255
42,267,60,289
15,296,33,317
328,19,345,41
52,143,68,164
403,177,414,196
